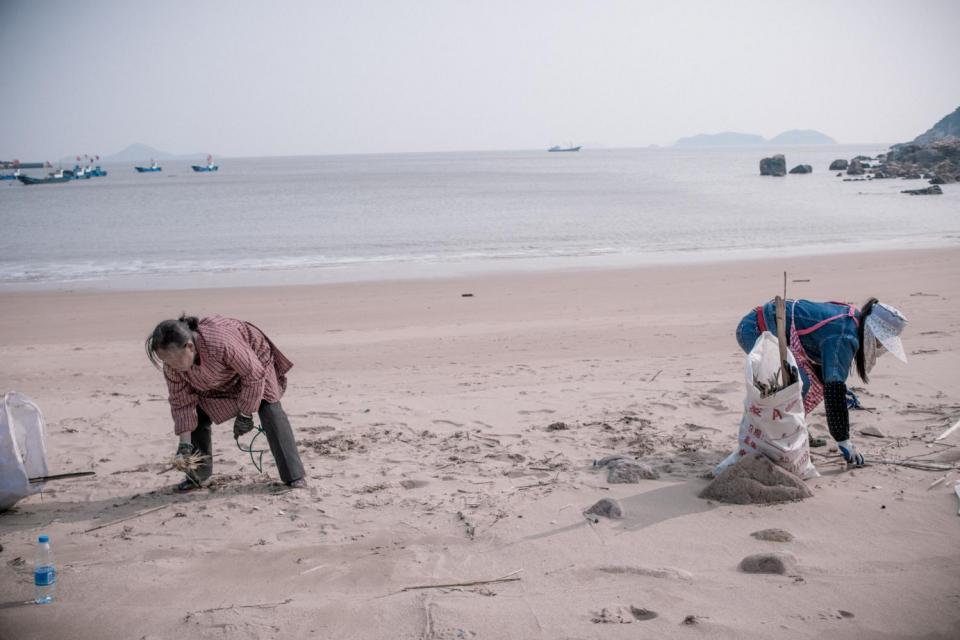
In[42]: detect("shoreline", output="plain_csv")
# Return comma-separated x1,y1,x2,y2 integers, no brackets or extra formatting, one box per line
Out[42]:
2,234,957,293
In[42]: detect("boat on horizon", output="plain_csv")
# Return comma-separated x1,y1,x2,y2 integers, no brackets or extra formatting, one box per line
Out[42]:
191,155,219,172
548,144,581,152
135,160,162,173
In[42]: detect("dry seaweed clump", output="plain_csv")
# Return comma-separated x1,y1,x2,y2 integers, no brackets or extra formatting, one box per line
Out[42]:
699,454,813,504
171,450,208,473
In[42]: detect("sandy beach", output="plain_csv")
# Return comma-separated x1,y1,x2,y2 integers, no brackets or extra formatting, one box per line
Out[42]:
1,246,959,640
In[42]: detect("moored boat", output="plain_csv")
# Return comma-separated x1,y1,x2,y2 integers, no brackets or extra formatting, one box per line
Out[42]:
135,160,162,173
17,170,71,185
68,165,92,179
191,155,219,172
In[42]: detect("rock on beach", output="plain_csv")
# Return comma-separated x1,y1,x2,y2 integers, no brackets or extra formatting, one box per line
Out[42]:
759,154,786,176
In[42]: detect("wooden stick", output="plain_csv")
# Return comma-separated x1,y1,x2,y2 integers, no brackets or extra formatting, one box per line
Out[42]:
82,504,168,533
400,569,523,592
871,460,956,472
29,471,95,484
186,598,293,619
774,295,793,387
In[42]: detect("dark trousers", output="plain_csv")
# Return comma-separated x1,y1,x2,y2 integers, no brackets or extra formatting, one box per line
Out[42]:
190,401,305,485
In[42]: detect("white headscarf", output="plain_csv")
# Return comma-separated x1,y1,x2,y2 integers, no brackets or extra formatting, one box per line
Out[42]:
864,302,908,374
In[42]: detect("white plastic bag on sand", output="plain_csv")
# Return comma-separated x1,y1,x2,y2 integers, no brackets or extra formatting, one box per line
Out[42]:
715,332,819,479
0,392,50,512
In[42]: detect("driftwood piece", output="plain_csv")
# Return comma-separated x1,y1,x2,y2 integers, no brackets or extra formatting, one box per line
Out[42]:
29,471,96,484
185,598,293,621
82,505,168,533
871,460,956,472
935,418,960,442
400,569,523,592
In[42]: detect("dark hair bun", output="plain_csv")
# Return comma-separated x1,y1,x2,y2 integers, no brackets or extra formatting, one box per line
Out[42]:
178,314,200,331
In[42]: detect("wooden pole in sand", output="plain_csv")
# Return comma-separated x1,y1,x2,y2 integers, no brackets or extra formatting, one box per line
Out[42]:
775,272,794,387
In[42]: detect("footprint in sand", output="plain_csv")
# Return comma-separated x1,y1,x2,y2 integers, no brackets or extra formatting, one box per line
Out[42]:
707,382,740,394
691,394,727,411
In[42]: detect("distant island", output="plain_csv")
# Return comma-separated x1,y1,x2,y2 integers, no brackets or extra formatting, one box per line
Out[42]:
674,129,836,147
97,143,214,163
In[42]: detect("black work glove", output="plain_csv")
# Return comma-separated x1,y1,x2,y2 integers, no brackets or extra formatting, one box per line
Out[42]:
233,413,255,439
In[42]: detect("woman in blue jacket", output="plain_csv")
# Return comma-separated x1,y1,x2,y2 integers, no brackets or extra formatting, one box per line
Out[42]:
735,298,907,467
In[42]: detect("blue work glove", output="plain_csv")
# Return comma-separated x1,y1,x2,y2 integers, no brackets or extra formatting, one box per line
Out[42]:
837,440,865,467
233,413,255,439
176,441,196,460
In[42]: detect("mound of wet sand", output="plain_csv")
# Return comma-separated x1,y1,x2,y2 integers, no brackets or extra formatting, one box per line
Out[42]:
751,528,794,542
699,454,813,505
585,497,623,519
740,551,798,575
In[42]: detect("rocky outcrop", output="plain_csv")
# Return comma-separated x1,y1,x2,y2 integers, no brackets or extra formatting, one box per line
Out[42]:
877,106,960,186
829,159,848,170
846,159,865,175
911,106,960,145
880,139,960,184
759,154,786,176
789,164,812,174
901,185,943,195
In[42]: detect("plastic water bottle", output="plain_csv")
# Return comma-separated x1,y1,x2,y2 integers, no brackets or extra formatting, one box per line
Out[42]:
34,534,55,604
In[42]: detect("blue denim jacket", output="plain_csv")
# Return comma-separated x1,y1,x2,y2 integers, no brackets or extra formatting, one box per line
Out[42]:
736,300,860,384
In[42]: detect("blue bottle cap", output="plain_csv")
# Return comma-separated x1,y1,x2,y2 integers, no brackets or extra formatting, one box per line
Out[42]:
38,535,49,543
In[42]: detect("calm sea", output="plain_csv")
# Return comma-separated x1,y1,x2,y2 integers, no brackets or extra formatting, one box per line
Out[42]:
1,146,957,290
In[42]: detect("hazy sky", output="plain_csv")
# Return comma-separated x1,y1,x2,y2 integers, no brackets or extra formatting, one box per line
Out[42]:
2,0,958,159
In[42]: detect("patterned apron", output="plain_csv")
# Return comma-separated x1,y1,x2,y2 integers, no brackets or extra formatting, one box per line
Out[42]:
756,302,858,415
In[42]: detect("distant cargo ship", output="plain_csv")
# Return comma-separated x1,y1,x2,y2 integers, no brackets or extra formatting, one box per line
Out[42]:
548,145,581,152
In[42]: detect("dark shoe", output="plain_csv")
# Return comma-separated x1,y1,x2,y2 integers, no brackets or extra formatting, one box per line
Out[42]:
174,477,205,493
287,478,308,489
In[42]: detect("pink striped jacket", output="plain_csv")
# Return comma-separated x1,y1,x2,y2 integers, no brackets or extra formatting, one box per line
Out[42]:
163,316,293,434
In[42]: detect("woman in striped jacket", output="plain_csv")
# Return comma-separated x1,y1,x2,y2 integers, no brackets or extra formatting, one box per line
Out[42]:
146,315,307,492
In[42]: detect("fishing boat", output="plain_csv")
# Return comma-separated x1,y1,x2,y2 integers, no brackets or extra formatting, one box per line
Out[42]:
89,166,108,177
548,144,581,152
191,155,219,172
68,165,92,180
17,170,71,185
135,160,162,173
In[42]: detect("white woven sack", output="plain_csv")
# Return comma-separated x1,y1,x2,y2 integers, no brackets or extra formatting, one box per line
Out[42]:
0,392,50,512
715,332,819,479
